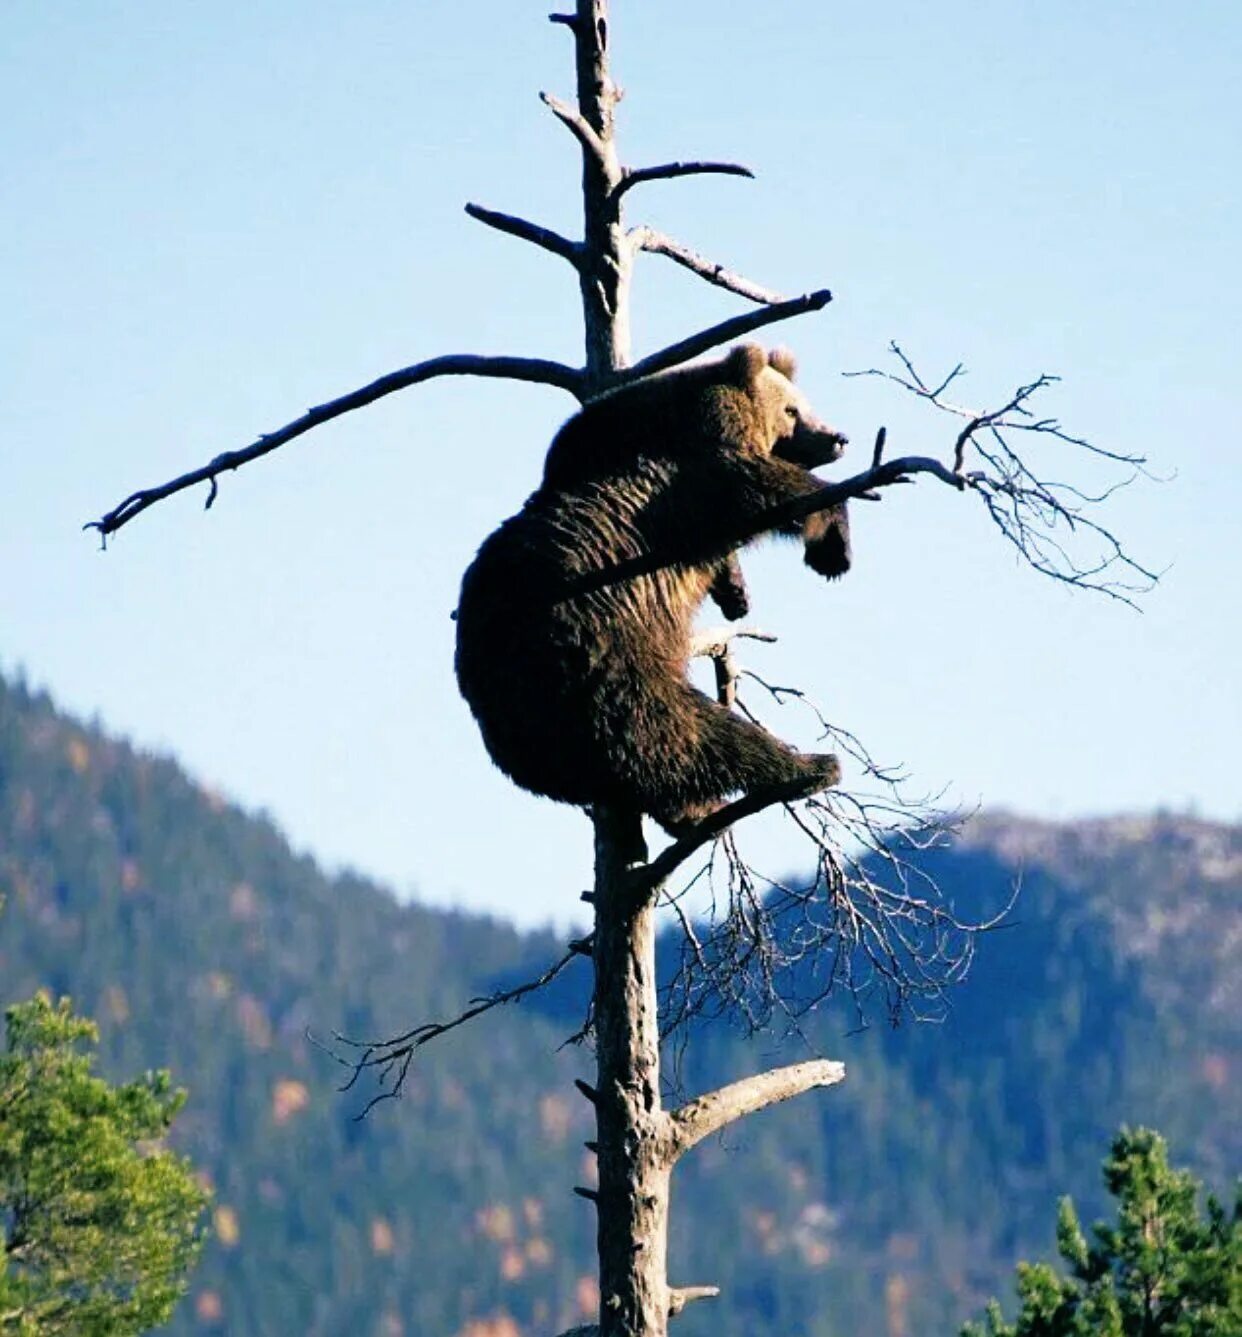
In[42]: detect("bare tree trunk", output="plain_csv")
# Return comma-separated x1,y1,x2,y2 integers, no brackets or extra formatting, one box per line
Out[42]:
565,1,631,379
551,5,846,1335
591,808,670,1337
558,8,671,1332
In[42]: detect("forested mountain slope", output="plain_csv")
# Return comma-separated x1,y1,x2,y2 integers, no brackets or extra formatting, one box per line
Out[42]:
1,672,1236,1336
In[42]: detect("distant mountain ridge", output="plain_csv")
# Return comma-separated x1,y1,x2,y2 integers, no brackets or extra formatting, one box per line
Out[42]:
959,811,1240,1022
1,672,1237,1337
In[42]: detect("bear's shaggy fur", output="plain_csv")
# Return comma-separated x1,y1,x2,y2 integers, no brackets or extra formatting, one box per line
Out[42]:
454,344,852,832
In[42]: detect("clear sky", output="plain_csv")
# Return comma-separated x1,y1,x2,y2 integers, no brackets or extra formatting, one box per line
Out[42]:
3,2,1239,928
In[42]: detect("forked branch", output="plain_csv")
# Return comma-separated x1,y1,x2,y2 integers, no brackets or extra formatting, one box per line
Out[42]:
631,771,840,906
846,343,1160,604
691,626,777,707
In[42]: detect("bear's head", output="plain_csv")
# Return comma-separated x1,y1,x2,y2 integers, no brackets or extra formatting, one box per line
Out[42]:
724,343,848,468
540,343,847,493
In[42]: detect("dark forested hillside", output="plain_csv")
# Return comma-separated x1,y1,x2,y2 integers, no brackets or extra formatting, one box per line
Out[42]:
1,672,1237,1336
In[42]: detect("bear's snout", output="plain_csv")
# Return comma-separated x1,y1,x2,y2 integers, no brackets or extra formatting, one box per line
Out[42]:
775,423,847,468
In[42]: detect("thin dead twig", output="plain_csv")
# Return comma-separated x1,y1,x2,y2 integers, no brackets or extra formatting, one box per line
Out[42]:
688,626,777,660
843,342,1159,606
633,771,840,904
659,660,1007,1039
313,938,590,1116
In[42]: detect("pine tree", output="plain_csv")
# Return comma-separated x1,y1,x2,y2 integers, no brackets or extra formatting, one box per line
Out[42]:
962,1128,1241,1337
0,994,209,1335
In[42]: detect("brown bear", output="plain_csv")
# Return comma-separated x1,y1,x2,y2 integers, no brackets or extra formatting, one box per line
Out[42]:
454,343,852,834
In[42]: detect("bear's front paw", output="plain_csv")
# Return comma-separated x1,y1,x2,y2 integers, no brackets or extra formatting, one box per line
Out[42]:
804,753,842,790
804,530,851,580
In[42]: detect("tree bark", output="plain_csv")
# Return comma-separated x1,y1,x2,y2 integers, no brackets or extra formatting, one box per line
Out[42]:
564,0,631,381
557,5,673,1332
555,5,844,1332
591,808,671,1337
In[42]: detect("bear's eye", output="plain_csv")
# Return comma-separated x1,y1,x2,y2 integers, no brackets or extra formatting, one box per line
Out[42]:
785,405,799,421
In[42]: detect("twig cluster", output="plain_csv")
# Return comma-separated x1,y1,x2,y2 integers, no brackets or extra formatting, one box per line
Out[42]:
660,657,1009,1043
845,342,1160,605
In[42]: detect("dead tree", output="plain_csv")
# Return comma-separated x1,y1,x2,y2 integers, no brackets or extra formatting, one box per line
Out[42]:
90,4,1153,1335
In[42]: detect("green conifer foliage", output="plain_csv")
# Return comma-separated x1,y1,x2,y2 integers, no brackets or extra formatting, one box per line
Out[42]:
962,1129,1241,1337
0,994,209,1334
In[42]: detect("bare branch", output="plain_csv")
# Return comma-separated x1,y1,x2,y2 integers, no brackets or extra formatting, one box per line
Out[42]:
668,1060,845,1161
712,643,738,709
616,160,754,198
623,287,833,381
540,90,608,165
87,353,583,541
846,341,1149,468
631,227,786,305
688,626,777,659
653,654,1019,1042
668,1286,721,1315
633,771,840,901
312,940,587,1117
844,343,1160,605
690,625,776,711
871,425,887,469
465,202,581,266
754,455,966,529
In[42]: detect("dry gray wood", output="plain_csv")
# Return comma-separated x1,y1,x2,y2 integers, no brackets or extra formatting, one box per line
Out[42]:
464,201,582,265
86,353,582,539
668,1061,847,1160
630,227,787,306
616,159,754,199
555,5,846,1332
591,807,672,1337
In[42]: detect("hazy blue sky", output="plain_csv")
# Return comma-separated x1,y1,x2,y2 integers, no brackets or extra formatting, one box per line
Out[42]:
3,2,1239,927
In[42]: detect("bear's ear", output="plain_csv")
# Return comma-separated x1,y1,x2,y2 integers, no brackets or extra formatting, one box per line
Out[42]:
768,347,797,380
725,343,768,387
